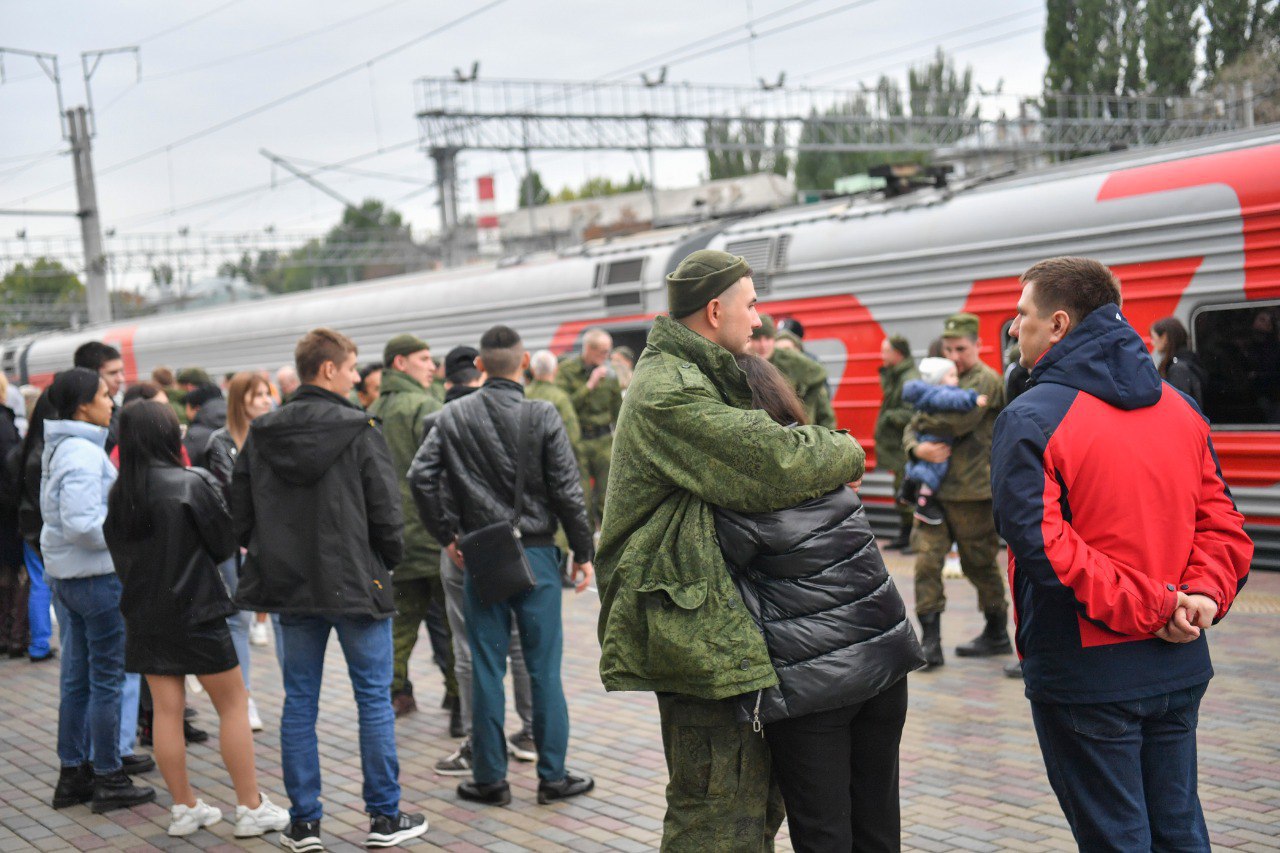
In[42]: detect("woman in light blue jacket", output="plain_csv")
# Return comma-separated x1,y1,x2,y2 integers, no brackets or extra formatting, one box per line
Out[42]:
41,368,154,814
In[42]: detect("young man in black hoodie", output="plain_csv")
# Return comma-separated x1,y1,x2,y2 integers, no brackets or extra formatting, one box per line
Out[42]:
232,328,428,851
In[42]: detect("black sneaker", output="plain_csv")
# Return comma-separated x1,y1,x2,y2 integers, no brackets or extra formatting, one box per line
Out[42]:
52,762,94,809
914,493,945,526
507,729,536,762
121,753,155,775
90,769,156,813
434,740,472,776
537,770,595,804
367,812,428,848
457,779,512,806
184,720,209,744
280,819,324,852
896,478,920,506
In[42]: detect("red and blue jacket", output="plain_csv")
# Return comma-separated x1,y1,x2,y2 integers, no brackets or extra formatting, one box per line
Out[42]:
991,303,1253,704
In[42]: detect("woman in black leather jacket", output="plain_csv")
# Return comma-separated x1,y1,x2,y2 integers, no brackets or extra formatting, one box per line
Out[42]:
103,400,288,838
715,355,925,853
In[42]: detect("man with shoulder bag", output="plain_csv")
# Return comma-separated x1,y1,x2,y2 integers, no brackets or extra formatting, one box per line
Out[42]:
413,325,596,807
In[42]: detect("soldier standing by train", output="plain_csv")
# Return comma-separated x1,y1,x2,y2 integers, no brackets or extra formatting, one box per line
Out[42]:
556,328,622,529
597,250,863,851
749,315,837,429
876,335,919,551
904,312,1011,668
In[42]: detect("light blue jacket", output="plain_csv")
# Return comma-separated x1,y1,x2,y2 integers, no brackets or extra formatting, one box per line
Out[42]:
40,419,116,580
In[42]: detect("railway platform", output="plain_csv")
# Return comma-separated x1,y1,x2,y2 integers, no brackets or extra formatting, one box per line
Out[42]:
1,546,1277,852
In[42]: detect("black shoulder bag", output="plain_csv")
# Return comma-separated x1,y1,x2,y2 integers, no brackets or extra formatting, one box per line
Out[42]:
457,399,537,606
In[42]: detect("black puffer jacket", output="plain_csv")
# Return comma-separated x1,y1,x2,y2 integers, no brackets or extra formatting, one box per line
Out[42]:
184,397,227,468
410,377,594,563
232,385,403,617
715,486,925,724
17,432,44,551
104,465,237,629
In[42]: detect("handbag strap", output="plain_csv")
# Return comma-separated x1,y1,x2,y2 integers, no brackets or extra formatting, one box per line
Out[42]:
480,392,536,526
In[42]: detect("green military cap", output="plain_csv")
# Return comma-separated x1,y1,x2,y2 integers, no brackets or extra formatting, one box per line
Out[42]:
665,250,750,319
383,333,429,365
942,312,980,338
175,367,211,386
753,314,777,340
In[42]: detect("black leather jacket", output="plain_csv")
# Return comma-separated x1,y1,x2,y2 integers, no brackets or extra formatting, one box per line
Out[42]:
184,398,227,468
103,465,237,629
410,378,594,563
204,427,237,504
715,486,925,724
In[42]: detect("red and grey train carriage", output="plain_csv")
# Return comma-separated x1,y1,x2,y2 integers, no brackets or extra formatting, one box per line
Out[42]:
5,126,1279,567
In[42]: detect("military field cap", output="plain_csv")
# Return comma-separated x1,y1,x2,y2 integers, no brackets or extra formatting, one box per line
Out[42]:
444,345,479,381
753,314,777,340
383,333,429,366
175,367,211,386
666,250,750,318
888,334,911,358
942,312,980,338
918,356,956,385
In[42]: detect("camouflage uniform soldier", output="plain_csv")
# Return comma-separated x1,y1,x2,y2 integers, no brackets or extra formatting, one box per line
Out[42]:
876,335,919,550
367,334,459,725
598,251,864,852
557,328,622,527
749,316,837,428
903,313,1010,668
527,350,582,451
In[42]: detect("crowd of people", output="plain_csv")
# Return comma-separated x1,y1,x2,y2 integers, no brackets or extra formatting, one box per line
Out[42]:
0,248,1256,852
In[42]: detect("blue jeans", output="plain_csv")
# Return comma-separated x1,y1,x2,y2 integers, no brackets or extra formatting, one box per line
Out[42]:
465,545,569,785
277,614,399,821
1030,682,1210,852
218,558,252,691
23,543,52,658
50,574,126,775
118,674,139,758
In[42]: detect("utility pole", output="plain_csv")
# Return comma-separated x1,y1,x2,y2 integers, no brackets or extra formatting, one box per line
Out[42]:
68,106,111,324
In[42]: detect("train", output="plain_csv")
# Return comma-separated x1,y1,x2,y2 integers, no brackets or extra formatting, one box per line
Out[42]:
5,125,1279,568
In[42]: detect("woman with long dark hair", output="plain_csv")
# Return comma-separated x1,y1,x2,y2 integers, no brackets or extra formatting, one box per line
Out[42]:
104,400,288,838
714,354,925,853
41,368,155,814
1151,317,1207,408
14,389,56,662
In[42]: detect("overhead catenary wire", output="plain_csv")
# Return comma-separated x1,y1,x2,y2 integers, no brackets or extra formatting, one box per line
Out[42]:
131,0,245,45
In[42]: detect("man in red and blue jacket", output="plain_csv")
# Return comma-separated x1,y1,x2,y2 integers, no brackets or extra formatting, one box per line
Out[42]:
992,256,1252,853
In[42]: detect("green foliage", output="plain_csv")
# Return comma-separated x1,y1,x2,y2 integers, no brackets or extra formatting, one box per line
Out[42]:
908,48,977,119
517,171,551,208
705,119,790,180
1204,0,1280,74
1144,0,1201,95
0,257,85,301
1044,0,1137,95
553,174,650,202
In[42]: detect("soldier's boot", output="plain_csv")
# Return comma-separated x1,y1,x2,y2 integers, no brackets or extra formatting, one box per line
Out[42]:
886,518,912,551
918,612,944,670
956,611,1013,658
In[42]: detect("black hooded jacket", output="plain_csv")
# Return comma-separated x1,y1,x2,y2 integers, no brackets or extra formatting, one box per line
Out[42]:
184,397,227,468
231,385,403,617
104,466,238,629
715,486,925,724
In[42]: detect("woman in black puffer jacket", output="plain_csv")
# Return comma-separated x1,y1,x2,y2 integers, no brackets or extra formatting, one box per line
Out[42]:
715,354,925,853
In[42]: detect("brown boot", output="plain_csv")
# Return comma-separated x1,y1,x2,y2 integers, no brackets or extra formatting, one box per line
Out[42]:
392,692,417,717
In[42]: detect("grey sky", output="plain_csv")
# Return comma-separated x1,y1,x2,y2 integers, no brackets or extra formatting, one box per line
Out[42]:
1,0,1047,247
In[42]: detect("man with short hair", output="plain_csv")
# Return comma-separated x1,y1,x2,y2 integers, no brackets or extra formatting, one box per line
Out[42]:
993,256,1252,851
415,325,596,807
904,312,1008,668
556,327,621,527
749,314,837,428
367,335,458,727
526,350,581,454
232,327,428,851
73,342,125,451
275,364,300,403
597,250,864,851
876,335,919,551
182,384,225,468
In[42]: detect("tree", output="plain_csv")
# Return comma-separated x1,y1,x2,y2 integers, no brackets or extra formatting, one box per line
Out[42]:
554,174,651,202
0,257,84,301
517,171,550,208
1204,0,1280,74
908,47,977,119
705,119,791,180
1144,0,1201,94
151,263,174,287
1044,0,1140,96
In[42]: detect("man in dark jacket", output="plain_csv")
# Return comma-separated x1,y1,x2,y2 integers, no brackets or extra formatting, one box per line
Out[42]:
414,325,596,808
875,334,918,550
993,257,1253,852
73,341,125,452
182,384,226,467
231,327,427,851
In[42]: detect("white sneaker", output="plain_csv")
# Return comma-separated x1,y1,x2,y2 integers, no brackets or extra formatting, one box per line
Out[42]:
168,799,222,837
247,696,264,732
234,792,290,837
249,621,270,646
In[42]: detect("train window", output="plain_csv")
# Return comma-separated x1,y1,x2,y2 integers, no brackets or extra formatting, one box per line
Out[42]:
1192,301,1280,427
596,258,645,313
605,258,644,286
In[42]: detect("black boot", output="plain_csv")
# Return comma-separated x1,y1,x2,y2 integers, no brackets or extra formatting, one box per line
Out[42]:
52,762,94,809
956,611,1013,658
918,612,944,670
90,769,156,813
447,694,464,739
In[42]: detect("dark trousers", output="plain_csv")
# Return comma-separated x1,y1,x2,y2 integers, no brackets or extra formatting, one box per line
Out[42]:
764,677,909,853
391,574,457,700
1030,682,1210,853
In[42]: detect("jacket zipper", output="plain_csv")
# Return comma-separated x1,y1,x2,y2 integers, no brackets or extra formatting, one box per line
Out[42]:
751,689,763,736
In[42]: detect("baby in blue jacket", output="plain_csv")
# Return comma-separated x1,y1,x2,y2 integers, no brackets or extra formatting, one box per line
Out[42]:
899,357,989,525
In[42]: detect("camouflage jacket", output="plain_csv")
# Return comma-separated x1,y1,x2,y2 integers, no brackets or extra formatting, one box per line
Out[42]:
903,359,1004,502
874,357,919,473
770,347,837,429
527,379,582,456
367,368,443,579
597,315,865,699
557,355,623,432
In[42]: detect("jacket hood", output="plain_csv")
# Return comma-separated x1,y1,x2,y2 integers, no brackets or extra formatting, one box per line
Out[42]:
646,315,753,407
250,385,372,485
44,419,109,448
445,383,479,404
1030,302,1163,411
192,397,227,429
377,368,428,397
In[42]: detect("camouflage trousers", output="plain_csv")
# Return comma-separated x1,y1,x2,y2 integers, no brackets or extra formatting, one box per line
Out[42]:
912,498,1008,617
657,693,785,853
392,575,458,700
580,433,613,529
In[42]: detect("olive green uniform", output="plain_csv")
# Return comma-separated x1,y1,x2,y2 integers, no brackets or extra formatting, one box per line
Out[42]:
367,368,457,702
556,354,622,527
527,378,583,554
876,357,919,531
903,359,1008,618
597,316,864,851
769,346,836,429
